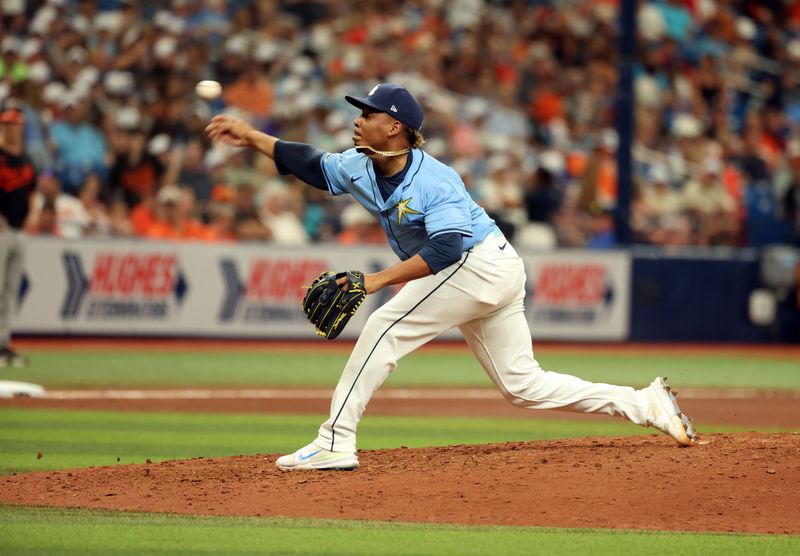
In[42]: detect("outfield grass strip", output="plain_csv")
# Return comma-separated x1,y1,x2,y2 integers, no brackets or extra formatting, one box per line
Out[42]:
3,351,799,390
1,505,798,556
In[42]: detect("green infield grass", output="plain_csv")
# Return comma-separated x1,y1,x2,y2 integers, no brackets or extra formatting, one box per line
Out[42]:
0,408,770,475
1,506,797,556
2,349,799,389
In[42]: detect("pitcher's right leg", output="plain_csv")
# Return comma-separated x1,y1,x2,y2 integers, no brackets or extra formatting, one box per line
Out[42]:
459,299,649,424
458,302,696,444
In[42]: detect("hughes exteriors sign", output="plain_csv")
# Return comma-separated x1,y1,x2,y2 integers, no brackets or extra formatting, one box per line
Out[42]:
15,237,630,340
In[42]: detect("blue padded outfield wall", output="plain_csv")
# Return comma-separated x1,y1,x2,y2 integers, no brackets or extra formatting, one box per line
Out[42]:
629,248,799,343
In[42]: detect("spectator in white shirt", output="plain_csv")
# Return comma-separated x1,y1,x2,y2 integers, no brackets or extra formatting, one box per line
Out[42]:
27,168,88,239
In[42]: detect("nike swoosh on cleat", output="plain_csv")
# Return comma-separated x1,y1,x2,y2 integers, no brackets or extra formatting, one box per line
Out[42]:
499,243,507,250
298,450,321,461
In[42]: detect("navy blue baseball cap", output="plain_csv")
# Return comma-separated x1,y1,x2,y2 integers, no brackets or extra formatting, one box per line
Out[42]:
345,83,424,130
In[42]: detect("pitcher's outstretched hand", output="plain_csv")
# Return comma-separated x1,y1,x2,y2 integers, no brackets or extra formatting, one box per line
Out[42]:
205,115,254,148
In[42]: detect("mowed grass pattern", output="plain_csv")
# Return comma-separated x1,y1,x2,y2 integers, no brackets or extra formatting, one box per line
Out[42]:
1,506,798,556
2,349,800,389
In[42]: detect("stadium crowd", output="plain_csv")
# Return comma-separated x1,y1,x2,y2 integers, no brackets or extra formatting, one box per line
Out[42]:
2,0,800,248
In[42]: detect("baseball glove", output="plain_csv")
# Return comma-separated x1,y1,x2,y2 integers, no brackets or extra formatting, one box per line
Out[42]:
302,270,366,340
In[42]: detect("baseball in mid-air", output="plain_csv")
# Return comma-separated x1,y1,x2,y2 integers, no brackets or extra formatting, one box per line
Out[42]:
195,80,222,100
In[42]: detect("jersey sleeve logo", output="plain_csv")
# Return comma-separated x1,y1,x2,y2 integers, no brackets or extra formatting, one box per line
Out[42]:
394,198,421,224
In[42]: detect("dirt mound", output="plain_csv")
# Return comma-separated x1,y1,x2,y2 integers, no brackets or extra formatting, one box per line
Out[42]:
2,433,798,534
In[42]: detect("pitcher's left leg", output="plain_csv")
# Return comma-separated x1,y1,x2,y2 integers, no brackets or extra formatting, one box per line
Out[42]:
314,255,485,453
313,295,445,453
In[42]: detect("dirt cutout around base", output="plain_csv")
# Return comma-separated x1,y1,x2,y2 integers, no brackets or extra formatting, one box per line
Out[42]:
2,432,798,534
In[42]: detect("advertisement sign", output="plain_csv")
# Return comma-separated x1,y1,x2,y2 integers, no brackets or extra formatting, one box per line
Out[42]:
62,250,185,321
16,237,397,338
15,238,631,340
522,250,631,340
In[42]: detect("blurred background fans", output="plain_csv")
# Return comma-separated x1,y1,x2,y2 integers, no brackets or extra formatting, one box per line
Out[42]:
1,0,800,249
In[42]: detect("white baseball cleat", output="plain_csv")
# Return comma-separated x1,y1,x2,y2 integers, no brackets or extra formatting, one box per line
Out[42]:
275,442,359,471
644,377,697,446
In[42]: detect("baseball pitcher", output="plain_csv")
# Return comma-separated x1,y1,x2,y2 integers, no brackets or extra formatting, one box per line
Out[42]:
205,83,697,471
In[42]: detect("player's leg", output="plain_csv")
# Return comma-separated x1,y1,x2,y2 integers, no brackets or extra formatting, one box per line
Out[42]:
277,254,496,470
300,232,529,463
458,300,649,424
0,231,27,367
458,295,696,445
278,277,469,469
315,263,492,451
0,231,18,348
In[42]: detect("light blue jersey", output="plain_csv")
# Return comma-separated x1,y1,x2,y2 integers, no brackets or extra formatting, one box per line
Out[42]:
320,148,496,260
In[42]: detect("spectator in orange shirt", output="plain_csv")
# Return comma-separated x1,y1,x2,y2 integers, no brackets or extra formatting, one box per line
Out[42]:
206,202,237,242
206,184,238,242
577,129,618,212
146,184,215,242
176,187,216,241
222,63,273,120
130,195,156,237
528,83,564,126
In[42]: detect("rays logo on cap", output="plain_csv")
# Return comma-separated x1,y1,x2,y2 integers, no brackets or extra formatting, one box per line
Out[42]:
345,83,425,130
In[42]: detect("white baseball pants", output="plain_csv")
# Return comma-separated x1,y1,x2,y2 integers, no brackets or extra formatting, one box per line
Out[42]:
0,228,25,348
316,232,649,452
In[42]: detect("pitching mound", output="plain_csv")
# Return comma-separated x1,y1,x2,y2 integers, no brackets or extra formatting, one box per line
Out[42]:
2,432,798,534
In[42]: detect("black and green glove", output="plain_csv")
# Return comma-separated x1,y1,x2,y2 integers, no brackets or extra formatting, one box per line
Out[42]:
302,270,366,340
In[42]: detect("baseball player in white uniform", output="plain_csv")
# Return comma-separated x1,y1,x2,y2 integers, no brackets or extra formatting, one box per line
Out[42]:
205,83,697,471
